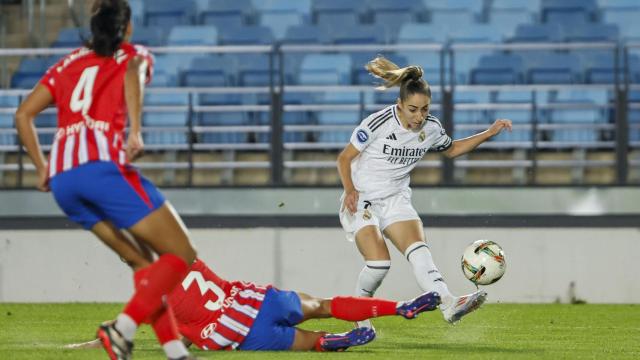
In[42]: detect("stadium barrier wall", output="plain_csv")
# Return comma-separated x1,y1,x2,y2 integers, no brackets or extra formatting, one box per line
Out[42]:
0,227,639,304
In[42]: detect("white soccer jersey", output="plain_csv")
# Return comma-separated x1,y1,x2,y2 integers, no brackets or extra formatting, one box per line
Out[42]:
349,105,452,200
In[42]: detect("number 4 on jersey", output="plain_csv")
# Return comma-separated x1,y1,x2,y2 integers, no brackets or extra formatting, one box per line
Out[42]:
70,65,99,114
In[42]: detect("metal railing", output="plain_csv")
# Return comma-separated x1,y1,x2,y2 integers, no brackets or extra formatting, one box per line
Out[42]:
0,41,637,186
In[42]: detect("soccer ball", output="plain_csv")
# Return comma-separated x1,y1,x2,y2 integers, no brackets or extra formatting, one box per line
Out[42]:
461,240,506,285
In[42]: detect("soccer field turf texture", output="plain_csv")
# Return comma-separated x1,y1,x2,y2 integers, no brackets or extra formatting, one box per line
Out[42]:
0,303,638,359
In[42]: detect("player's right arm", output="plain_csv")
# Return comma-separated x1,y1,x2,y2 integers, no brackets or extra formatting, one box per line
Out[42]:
337,144,361,215
15,84,54,192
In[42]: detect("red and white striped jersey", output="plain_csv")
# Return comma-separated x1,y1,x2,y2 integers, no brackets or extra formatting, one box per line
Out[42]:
39,42,153,178
169,259,270,351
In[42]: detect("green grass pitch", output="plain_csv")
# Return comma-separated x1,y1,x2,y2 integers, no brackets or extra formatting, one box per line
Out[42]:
1,303,638,359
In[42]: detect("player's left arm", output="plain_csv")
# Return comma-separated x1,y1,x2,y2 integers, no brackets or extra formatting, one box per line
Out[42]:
443,118,512,159
124,55,148,161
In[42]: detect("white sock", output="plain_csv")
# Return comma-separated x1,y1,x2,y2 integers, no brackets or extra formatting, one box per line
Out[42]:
404,242,454,308
163,339,189,359
355,260,391,297
115,313,138,342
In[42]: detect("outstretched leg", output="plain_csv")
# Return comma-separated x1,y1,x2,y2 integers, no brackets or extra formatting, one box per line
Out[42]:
290,328,376,352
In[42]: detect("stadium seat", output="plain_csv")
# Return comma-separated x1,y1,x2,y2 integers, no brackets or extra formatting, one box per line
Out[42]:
143,110,189,145
371,12,415,41
597,0,640,10
10,58,51,89
523,52,582,84
471,53,525,85
397,23,443,44
35,113,57,145
252,0,312,16
281,24,328,44
541,0,597,23
491,0,541,13
131,26,166,46
453,92,490,139
52,27,84,48
428,10,477,33
487,9,536,40
490,91,538,142
602,8,640,38
255,111,310,143
259,11,303,40
218,25,274,45
367,0,423,27
316,110,360,143
312,0,360,21
144,0,196,27
234,54,285,86
423,0,483,17
316,12,359,35
129,0,144,25
330,24,387,45
0,96,19,146
200,0,251,27
298,54,352,85
167,26,217,46
547,103,604,143
561,23,619,42
181,56,229,87
509,23,563,43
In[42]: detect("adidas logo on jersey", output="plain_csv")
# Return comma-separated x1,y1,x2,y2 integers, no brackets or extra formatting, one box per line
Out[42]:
386,133,397,140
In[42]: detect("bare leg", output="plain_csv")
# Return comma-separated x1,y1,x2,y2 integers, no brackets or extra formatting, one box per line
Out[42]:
290,328,327,351
90,221,152,270
297,292,332,321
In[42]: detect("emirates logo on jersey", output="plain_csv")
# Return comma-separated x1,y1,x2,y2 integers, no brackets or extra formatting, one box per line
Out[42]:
419,131,426,142
201,322,217,339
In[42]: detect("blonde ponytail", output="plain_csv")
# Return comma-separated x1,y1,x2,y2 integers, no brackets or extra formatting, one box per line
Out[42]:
365,56,424,90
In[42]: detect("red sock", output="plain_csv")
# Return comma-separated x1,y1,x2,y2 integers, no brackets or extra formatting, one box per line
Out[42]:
314,332,329,352
123,254,189,324
330,296,398,322
132,267,180,344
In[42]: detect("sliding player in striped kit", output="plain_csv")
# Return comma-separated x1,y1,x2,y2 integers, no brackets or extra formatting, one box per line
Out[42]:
66,238,442,352
15,1,197,359
337,56,512,328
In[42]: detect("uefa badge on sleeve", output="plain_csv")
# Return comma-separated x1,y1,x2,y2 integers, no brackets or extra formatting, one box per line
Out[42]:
419,130,426,142
363,209,372,220
357,129,369,143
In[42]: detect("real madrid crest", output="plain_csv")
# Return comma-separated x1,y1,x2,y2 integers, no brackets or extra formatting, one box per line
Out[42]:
419,130,426,142
363,209,372,220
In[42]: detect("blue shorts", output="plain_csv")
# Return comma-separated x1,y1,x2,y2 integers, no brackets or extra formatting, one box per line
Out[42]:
50,161,166,230
239,288,303,351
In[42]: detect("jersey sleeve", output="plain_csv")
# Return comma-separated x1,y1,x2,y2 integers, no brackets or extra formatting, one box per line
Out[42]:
39,58,64,102
131,44,154,84
349,115,385,152
427,116,453,152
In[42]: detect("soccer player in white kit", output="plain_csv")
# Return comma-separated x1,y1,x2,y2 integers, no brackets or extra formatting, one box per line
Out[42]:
337,56,512,326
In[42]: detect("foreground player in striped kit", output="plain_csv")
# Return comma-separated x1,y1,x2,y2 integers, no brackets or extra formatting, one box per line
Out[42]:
338,56,512,328
67,245,441,352
15,1,197,359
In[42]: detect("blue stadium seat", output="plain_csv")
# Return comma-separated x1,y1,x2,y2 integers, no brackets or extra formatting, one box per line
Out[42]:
167,26,217,46
330,24,387,45
368,0,423,28
281,24,328,44
561,23,619,42
35,113,57,145
316,12,359,34
131,26,166,46
448,24,504,44
144,0,196,27
255,111,311,143
523,52,582,84
316,110,360,143
372,12,414,41
581,53,639,84
52,27,84,48
10,58,51,89
453,92,490,139
252,0,312,16
154,54,199,85
397,23,443,44
491,0,541,13
129,0,144,25
0,96,19,146
298,54,352,85
198,112,250,143
509,23,563,42
490,91,538,142
471,53,525,85
312,0,359,18
143,111,189,145
429,10,476,33
423,0,483,16
597,0,640,10
218,25,274,45
200,0,251,27
602,8,640,38
181,56,229,87
541,0,596,23
260,11,303,39
145,93,189,106
234,54,283,86
547,102,603,143
487,9,535,39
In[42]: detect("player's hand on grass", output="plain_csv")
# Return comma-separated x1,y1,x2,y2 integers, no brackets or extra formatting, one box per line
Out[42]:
36,166,49,192
342,189,359,215
126,131,144,161
488,119,512,136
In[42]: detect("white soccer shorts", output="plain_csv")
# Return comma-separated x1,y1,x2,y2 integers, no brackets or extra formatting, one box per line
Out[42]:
339,189,421,242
